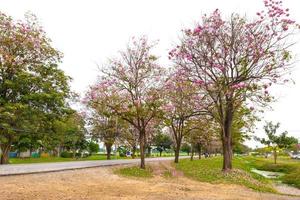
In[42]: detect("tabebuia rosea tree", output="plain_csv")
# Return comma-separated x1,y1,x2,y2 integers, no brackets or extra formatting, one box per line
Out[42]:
169,0,299,171
85,36,163,169
163,69,206,163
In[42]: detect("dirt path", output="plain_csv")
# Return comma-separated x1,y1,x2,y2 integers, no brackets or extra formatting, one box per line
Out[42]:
0,161,297,200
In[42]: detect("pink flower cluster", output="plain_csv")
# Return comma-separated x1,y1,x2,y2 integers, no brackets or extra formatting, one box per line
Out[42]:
231,82,247,90
193,26,202,35
193,80,205,86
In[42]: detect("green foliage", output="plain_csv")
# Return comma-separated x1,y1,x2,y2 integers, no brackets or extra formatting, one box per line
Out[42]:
115,166,153,178
117,146,128,157
89,116,120,150
256,121,298,164
180,143,191,154
60,151,73,158
88,141,99,154
153,133,173,155
259,122,298,149
53,111,87,154
233,143,251,154
0,12,71,163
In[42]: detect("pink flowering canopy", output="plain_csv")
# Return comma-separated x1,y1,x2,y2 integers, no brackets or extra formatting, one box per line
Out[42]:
0,12,62,68
163,69,206,120
85,36,164,130
169,0,299,112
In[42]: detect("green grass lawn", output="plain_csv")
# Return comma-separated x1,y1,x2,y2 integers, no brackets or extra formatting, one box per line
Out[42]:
175,156,300,193
176,156,276,193
114,166,153,178
9,154,129,164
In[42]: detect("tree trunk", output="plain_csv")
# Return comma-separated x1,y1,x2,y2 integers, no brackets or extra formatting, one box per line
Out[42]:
146,146,151,157
159,150,162,157
174,143,181,163
139,130,146,169
73,149,76,159
105,143,112,160
190,144,194,161
0,143,11,164
274,149,277,164
221,106,234,172
198,143,202,159
222,136,233,171
131,146,136,159
29,145,33,157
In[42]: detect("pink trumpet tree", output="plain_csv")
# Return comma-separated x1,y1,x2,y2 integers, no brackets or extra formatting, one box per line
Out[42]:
85,36,163,169
169,0,299,171
163,69,206,163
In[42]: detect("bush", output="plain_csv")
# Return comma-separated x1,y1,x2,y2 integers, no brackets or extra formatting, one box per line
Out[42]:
82,153,89,158
118,146,128,157
60,151,73,158
88,141,100,154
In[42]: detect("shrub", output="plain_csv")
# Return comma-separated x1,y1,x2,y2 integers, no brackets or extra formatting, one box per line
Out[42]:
60,151,73,158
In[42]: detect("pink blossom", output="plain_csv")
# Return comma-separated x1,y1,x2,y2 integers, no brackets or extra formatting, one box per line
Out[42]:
231,82,247,89
193,26,202,34
194,80,204,85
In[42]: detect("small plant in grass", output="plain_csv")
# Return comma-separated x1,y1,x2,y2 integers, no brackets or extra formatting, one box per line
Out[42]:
115,166,153,178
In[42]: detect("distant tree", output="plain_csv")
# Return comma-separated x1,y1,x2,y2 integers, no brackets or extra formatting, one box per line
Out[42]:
257,121,298,164
163,70,205,163
290,143,300,154
233,143,251,154
180,143,191,155
153,133,173,156
90,115,121,160
121,125,139,158
54,112,87,158
88,141,99,154
231,107,257,154
85,36,163,168
185,117,217,160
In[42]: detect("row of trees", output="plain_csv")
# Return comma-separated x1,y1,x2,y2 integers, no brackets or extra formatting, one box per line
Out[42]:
1,0,299,171
0,11,222,165
85,0,299,171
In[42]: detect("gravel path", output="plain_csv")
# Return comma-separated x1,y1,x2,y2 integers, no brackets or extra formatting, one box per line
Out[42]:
0,156,189,176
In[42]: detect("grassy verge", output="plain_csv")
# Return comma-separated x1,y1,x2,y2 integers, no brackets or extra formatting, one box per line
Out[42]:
176,156,276,193
114,166,153,178
9,154,129,164
242,156,300,189
176,156,300,192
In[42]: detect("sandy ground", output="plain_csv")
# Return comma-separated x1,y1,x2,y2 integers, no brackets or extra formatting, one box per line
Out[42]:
0,161,298,200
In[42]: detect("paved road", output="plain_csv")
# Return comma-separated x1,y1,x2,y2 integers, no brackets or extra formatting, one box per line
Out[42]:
0,156,189,176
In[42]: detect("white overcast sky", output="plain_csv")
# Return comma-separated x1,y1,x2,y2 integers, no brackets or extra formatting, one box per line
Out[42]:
1,0,300,147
